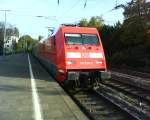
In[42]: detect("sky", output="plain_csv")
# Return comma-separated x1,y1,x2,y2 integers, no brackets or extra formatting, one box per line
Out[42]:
0,0,131,38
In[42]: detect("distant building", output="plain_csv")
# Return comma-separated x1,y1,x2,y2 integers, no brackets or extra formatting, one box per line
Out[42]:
4,36,19,53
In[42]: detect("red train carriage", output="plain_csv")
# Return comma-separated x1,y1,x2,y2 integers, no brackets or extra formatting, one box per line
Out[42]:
34,25,110,87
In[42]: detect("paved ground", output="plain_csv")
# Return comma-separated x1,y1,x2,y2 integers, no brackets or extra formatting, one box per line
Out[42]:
0,54,89,120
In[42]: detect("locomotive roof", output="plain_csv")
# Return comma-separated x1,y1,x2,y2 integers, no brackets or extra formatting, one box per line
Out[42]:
50,26,98,37
61,26,98,34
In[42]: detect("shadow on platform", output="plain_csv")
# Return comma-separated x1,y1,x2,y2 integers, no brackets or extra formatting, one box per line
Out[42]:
0,53,54,82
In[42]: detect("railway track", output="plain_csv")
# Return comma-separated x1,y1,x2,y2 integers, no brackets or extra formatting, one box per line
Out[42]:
110,70,150,91
66,88,140,120
103,79,150,104
62,68,150,120
111,67,150,79
109,68,150,106
97,77,150,119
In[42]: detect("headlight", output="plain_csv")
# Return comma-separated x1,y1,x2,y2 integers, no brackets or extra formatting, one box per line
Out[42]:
58,69,65,73
66,61,75,65
96,61,103,64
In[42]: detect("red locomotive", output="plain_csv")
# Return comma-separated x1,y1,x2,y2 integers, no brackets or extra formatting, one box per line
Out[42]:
34,25,110,87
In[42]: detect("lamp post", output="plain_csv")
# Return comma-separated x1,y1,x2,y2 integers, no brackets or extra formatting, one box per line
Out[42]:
0,10,11,56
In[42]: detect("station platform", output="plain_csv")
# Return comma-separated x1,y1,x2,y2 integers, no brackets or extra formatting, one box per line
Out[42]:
0,54,89,120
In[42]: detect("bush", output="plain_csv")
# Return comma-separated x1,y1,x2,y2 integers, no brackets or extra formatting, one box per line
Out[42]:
111,52,129,65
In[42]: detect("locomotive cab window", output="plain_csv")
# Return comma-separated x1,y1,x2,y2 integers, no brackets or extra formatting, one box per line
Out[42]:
65,33,100,45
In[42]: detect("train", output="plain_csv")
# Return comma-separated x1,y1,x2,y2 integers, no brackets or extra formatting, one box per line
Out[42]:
33,25,110,88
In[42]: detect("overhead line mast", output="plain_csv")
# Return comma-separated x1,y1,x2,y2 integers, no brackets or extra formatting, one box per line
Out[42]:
0,9,11,55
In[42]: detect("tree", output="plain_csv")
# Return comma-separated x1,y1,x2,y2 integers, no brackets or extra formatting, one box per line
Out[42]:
17,35,38,52
0,28,4,55
13,27,19,37
109,0,150,68
88,16,104,29
123,0,149,19
0,22,20,55
79,19,88,27
101,22,124,61
121,0,149,47
79,16,104,29
0,22,19,38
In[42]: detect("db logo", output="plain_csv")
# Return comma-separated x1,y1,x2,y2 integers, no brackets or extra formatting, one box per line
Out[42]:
81,53,89,58
82,46,86,50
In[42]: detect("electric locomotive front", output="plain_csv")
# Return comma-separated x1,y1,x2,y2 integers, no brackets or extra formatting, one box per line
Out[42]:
59,26,110,87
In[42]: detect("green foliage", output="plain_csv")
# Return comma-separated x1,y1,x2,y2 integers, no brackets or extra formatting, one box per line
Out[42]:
111,51,129,65
74,2,150,69
101,22,124,57
0,22,20,55
100,0,150,68
79,19,88,27
0,28,4,55
17,35,38,52
88,16,104,29
123,0,149,20
79,16,104,29
120,20,146,47
13,27,19,37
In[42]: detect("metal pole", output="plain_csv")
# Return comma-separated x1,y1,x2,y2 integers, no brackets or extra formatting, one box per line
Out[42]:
0,10,11,56
3,11,6,56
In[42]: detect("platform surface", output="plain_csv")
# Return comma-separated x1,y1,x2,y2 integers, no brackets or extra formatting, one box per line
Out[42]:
0,54,89,120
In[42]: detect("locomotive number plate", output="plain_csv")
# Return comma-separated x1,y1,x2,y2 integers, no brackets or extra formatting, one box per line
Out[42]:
81,53,89,58
80,61,93,65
